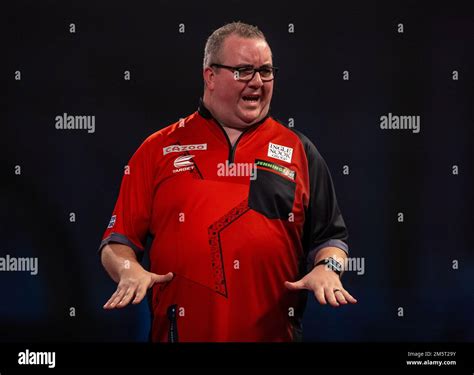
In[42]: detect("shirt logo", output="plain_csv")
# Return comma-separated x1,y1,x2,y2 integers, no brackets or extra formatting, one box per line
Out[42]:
163,143,207,155
255,159,296,181
173,155,195,168
107,215,116,228
267,142,293,163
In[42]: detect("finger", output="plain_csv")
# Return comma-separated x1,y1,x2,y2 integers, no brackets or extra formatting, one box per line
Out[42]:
103,289,120,309
116,287,136,308
132,283,148,305
334,289,348,305
314,287,327,305
324,287,340,307
341,289,358,304
284,280,307,291
150,272,174,287
109,285,129,308
104,287,125,309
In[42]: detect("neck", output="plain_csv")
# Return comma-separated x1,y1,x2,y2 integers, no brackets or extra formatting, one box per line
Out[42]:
222,126,244,147
202,95,244,146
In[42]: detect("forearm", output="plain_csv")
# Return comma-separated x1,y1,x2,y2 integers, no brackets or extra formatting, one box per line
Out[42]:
100,243,141,283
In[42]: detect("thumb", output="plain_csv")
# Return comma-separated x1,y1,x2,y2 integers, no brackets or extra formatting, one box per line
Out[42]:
150,271,174,285
284,279,307,291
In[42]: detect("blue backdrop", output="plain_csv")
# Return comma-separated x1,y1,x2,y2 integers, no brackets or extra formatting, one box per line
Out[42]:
3,0,473,342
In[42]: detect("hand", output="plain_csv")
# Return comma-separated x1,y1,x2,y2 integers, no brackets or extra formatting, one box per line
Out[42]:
285,265,357,307
103,262,173,309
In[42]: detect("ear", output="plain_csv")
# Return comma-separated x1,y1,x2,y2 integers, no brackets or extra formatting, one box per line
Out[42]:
203,67,215,90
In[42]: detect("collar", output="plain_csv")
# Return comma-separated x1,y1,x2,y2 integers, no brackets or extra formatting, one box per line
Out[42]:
197,98,270,126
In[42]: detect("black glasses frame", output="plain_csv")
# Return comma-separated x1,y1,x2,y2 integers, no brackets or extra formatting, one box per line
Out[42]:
210,63,278,82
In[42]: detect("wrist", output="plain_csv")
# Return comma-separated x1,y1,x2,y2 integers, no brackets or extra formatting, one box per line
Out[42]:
313,256,344,277
118,258,140,277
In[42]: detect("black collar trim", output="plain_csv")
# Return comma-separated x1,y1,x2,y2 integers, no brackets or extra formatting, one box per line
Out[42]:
197,98,270,126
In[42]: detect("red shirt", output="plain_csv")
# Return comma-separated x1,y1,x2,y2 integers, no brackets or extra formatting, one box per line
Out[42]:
100,101,348,342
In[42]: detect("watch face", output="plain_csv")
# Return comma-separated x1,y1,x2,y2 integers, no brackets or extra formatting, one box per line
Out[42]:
315,257,343,274
328,258,342,272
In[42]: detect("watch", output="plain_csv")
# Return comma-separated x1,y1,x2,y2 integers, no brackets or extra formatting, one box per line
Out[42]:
314,257,343,276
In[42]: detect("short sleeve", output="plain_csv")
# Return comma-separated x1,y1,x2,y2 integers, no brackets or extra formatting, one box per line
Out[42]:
292,129,349,266
98,137,155,259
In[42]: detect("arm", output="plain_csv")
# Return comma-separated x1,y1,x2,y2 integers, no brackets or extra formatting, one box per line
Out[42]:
99,136,173,309
101,243,173,309
284,130,357,307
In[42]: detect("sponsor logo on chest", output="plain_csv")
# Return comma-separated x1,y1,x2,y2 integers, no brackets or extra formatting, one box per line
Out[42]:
172,154,195,173
267,142,293,163
163,143,207,155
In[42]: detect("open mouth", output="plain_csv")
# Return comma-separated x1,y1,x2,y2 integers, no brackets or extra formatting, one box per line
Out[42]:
242,94,261,102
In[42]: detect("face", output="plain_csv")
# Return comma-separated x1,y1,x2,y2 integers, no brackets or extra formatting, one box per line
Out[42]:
204,35,274,129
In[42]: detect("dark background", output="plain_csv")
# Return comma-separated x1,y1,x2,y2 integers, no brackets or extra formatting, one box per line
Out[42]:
2,0,473,342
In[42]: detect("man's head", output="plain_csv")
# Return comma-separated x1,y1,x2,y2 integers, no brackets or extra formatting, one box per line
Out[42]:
203,22,275,129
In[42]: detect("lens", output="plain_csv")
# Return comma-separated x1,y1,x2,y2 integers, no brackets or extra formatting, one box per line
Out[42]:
237,67,255,79
236,67,276,82
259,68,273,79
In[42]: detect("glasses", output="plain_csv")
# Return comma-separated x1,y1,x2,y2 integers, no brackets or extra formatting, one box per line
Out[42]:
210,64,278,82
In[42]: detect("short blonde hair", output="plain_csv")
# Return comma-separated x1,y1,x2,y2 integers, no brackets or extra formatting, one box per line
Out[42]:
203,21,267,68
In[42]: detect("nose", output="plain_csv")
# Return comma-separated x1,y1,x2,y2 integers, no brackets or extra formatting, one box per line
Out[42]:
248,71,264,89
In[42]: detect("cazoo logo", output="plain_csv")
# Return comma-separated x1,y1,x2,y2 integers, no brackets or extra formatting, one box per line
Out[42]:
163,144,207,155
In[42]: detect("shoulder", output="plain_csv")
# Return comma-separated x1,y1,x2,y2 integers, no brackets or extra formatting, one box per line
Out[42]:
139,111,200,150
269,117,320,158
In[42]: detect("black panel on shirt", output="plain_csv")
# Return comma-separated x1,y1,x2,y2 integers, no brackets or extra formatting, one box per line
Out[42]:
248,168,296,219
289,128,349,255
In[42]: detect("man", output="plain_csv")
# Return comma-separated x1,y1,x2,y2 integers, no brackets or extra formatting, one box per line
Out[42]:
99,21,357,342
